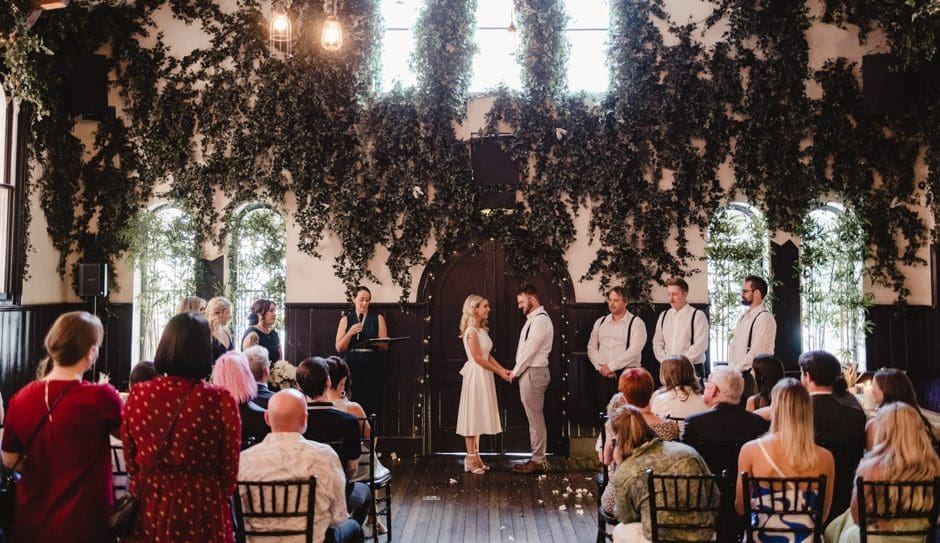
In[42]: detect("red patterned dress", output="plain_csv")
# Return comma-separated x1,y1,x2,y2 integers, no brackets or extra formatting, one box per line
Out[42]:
121,376,241,543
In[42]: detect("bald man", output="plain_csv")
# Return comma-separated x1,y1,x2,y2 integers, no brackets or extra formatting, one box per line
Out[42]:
239,389,365,543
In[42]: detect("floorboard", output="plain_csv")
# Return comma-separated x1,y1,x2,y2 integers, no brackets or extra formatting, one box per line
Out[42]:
381,455,601,543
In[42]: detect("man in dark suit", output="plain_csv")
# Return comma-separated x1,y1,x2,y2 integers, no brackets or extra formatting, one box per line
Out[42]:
800,350,866,523
683,365,770,476
296,357,370,524
246,345,274,408
683,366,769,543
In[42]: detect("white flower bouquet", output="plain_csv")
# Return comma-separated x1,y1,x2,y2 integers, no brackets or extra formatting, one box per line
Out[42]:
269,359,298,390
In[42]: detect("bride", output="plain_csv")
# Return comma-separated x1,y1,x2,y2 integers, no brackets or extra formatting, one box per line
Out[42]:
456,294,512,475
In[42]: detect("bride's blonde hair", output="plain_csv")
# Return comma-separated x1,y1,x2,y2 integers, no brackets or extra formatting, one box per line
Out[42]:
459,294,489,336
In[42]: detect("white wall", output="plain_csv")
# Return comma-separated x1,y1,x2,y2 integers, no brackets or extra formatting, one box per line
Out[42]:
20,0,934,306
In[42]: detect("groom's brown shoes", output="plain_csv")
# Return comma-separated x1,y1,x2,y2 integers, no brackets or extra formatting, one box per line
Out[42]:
512,460,545,474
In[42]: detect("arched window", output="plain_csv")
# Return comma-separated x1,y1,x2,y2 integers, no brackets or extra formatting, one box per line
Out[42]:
470,0,521,92
706,203,770,365
131,205,199,361
563,0,609,93
380,0,422,91
800,203,867,367
229,205,287,349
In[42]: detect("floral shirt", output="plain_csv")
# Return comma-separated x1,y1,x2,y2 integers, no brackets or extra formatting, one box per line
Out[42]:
609,439,717,541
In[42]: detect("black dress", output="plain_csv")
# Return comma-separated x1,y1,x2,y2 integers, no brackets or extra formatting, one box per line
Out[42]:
342,311,385,420
241,326,282,362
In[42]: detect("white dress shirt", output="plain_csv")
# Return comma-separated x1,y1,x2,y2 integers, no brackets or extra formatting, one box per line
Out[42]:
652,304,709,365
728,302,776,372
238,432,349,543
512,306,553,376
587,311,646,372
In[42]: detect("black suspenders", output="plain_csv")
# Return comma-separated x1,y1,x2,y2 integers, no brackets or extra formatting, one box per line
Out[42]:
659,308,701,344
599,314,637,348
746,310,769,351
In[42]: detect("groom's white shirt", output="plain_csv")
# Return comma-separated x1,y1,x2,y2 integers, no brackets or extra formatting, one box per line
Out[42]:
512,306,553,376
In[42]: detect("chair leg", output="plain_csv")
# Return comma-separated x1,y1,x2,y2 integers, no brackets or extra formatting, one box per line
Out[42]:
384,482,392,542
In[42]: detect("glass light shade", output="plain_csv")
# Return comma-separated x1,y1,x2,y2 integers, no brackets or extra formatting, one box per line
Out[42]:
506,22,518,56
321,15,343,51
269,7,293,57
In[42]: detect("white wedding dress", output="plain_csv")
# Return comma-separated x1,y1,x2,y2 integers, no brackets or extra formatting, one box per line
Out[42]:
456,327,503,436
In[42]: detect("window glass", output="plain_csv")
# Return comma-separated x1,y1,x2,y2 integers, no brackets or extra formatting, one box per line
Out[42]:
564,0,608,93
470,0,521,93
135,206,198,360
379,0,422,91
800,204,867,368
229,206,287,351
706,204,770,365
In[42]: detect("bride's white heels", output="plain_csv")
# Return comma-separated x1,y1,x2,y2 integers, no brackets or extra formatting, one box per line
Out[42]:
464,453,486,475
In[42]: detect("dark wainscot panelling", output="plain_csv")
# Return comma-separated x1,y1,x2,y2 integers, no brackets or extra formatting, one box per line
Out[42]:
285,303,428,457
0,302,133,405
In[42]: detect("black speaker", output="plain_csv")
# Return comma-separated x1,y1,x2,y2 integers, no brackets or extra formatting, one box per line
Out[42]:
862,54,915,116
66,54,110,119
470,137,521,186
78,263,108,298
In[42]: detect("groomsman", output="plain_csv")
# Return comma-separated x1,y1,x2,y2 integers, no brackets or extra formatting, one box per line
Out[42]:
728,275,776,403
510,284,553,474
587,286,646,413
652,278,709,380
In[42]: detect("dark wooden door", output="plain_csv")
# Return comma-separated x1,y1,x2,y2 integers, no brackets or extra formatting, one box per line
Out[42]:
429,241,565,453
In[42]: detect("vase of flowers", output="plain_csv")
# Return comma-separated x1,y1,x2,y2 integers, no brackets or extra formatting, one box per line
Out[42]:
269,360,298,390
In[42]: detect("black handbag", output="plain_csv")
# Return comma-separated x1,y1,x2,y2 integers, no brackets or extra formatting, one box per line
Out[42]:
0,381,76,531
109,384,197,538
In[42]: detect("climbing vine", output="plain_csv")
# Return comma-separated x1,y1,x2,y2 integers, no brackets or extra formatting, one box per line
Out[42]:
0,0,937,305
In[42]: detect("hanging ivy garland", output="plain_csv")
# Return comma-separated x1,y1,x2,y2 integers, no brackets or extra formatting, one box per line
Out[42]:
0,0,937,305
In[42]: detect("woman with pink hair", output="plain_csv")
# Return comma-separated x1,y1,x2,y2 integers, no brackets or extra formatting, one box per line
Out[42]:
212,351,268,448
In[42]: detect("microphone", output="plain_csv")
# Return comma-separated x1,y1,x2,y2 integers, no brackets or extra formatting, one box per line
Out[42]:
356,313,364,341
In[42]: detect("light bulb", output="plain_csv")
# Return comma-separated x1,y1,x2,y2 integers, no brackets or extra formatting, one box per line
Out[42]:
321,15,343,51
272,13,289,33
506,22,518,56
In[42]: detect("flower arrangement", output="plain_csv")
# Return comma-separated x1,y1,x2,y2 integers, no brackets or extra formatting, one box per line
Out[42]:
269,360,298,391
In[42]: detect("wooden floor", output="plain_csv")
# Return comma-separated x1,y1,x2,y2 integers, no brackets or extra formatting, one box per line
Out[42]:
381,455,602,543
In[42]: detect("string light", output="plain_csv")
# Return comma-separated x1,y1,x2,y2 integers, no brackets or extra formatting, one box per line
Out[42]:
269,0,293,57
321,0,343,51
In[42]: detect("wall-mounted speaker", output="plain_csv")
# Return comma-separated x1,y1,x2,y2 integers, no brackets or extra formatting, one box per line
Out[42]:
78,262,108,298
470,137,521,186
862,54,915,116
66,54,111,119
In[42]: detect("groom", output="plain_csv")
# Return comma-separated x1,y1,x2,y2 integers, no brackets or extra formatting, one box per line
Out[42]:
509,284,554,474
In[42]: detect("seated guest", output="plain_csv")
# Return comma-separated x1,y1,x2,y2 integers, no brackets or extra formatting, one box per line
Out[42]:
745,354,784,420
608,368,680,442
176,296,206,314
213,351,270,448
325,356,390,482
825,402,940,543
650,355,708,421
296,357,370,524
866,368,938,450
245,345,274,408
601,405,716,543
736,378,835,538
800,350,865,522
129,360,158,388
239,389,363,543
683,366,770,476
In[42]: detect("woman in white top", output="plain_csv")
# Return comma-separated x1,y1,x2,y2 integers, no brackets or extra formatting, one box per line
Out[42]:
456,294,512,475
650,355,708,421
